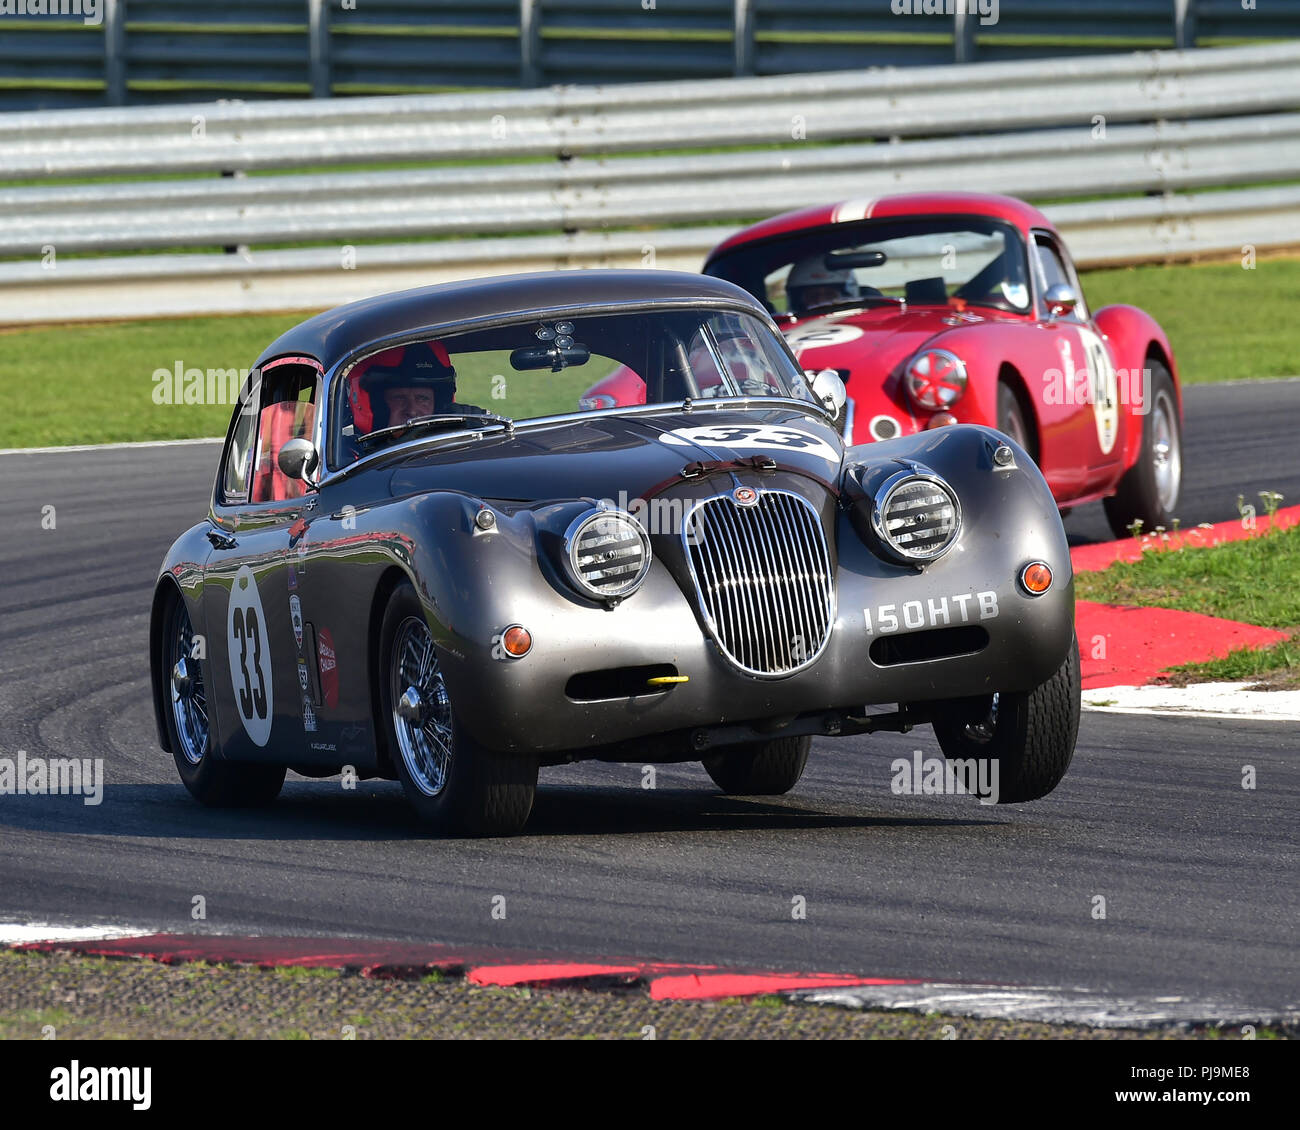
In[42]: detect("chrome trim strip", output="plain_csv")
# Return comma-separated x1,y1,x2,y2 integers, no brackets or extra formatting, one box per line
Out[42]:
319,395,838,487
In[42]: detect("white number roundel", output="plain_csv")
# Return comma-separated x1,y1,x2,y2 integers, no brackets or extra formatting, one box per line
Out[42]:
227,565,274,747
1079,327,1119,456
786,323,864,352
660,423,840,463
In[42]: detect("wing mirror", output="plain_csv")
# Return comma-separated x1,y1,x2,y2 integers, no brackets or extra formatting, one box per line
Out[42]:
1044,283,1078,318
807,368,847,416
277,437,320,487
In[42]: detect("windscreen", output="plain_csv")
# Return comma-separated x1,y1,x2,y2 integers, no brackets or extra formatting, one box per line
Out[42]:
707,217,1033,319
332,307,808,465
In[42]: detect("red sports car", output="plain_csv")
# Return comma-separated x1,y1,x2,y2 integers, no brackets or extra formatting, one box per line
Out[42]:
581,193,1182,538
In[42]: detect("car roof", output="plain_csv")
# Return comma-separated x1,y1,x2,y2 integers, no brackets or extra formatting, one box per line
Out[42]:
254,269,765,371
705,193,1057,262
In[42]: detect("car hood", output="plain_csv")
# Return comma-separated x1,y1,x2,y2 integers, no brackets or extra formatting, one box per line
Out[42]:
783,306,994,381
387,406,845,504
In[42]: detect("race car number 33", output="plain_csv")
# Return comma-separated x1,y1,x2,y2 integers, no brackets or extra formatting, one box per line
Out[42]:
660,423,838,462
227,565,273,746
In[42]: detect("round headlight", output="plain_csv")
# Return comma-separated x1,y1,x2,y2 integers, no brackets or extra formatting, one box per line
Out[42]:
905,349,967,410
563,509,652,600
871,468,961,563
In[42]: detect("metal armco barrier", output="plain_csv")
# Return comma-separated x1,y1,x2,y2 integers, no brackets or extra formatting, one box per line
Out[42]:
0,42,1297,324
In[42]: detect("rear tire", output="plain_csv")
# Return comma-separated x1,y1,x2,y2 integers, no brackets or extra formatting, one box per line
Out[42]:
931,635,1080,803
703,735,811,796
1103,361,1181,539
379,581,536,835
162,592,285,808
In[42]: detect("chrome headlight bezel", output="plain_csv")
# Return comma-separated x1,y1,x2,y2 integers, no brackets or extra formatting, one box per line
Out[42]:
869,465,962,564
561,507,653,601
904,348,968,411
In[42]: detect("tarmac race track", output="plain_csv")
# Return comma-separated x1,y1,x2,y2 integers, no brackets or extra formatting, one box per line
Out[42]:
0,380,1296,1017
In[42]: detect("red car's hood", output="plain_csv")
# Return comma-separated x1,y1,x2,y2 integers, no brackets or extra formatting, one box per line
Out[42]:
781,306,993,379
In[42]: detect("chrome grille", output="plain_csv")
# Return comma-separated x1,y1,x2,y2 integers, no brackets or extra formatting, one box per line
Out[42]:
683,489,834,677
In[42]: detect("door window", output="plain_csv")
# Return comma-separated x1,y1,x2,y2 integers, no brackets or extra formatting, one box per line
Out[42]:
1033,235,1088,320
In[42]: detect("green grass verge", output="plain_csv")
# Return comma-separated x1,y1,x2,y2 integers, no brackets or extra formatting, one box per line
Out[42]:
1082,256,1300,383
0,314,301,448
1164,637,1300,689
1076,523,1300,685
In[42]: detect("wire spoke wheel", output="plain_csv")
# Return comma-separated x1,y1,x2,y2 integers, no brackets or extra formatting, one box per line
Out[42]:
169,600,209,766
379,582,537,835
962,692,1000,743
389,615,454,797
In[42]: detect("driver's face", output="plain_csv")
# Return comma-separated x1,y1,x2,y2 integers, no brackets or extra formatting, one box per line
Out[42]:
383,386,438,425
797,284,842,313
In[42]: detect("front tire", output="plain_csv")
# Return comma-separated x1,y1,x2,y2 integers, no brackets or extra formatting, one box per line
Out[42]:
997,380,1035,461
378,581,536,835
703,735,811,796
931,635,1080,803
162,593,285,807
1103,361,1181,538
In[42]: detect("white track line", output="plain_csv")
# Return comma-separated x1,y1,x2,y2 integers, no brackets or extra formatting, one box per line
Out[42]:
793,983,1297,1030
1083,681,1300,722
0,436,222,456
0,923,148,945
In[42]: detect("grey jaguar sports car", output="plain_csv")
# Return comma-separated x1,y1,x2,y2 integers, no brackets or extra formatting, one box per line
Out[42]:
150,269,1079,835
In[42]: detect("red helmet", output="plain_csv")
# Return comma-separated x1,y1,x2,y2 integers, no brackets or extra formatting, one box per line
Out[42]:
347,341,456,433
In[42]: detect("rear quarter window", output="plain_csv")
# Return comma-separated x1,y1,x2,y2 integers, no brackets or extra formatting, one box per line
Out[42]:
220,380,261,504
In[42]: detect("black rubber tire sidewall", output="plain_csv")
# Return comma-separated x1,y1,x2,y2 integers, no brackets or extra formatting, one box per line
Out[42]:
932,635,1080,804
703,735,811,796
1103,362,1180,539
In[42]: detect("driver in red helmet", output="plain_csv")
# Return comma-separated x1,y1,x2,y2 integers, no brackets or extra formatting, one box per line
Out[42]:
349,340,485,434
